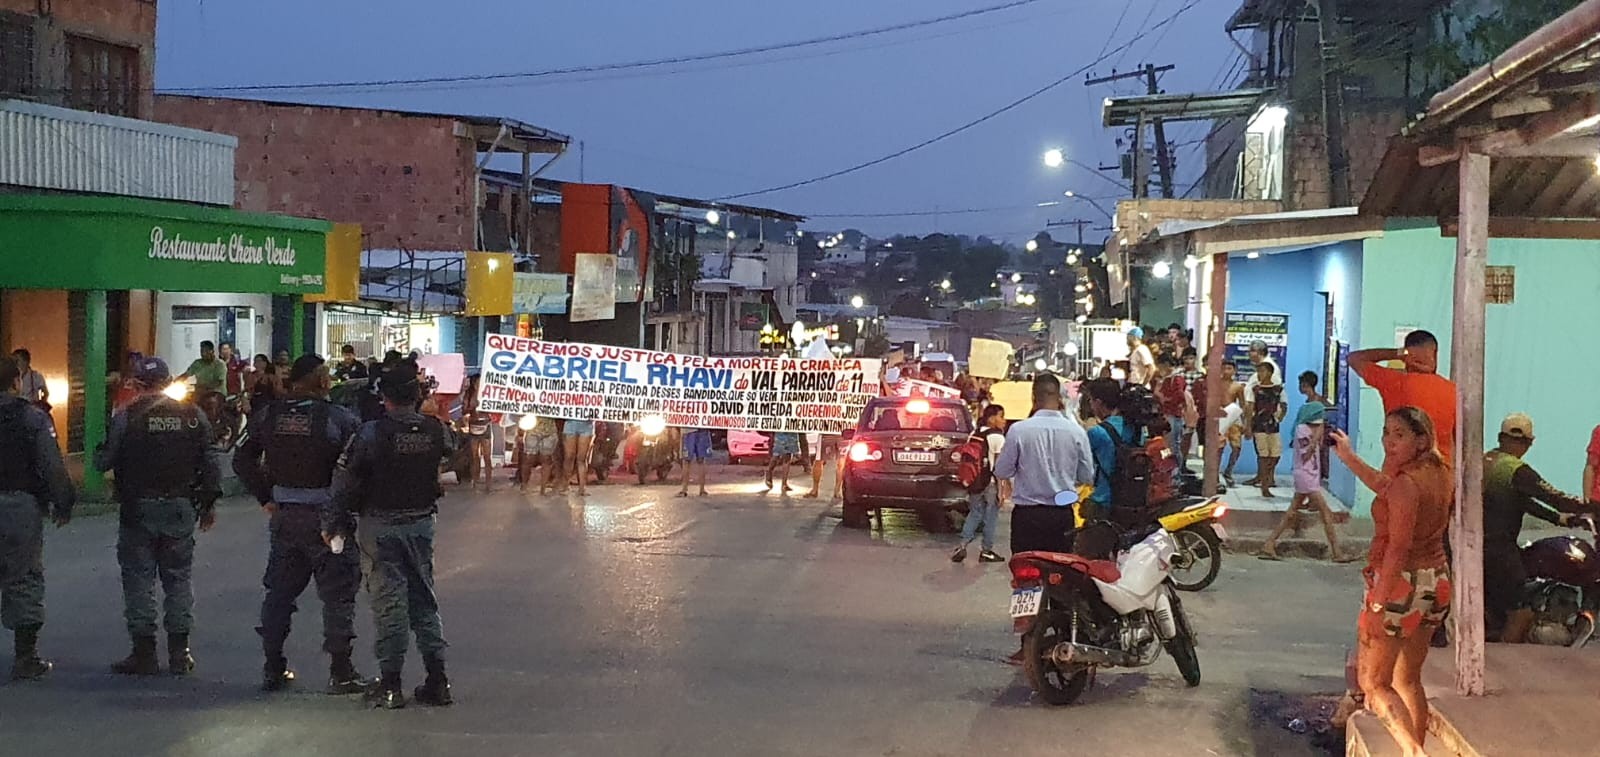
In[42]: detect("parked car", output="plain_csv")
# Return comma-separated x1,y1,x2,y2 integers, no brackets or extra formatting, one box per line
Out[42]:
839,396,973,528
728,429,771,464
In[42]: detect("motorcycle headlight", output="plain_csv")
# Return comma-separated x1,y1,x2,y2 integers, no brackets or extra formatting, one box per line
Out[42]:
640,415,668,438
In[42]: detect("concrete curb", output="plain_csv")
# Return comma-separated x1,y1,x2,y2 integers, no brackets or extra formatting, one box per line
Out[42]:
1225,534,1370,561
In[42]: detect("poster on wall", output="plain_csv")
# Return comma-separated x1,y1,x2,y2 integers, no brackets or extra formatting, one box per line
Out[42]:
513,272,570,315
475,334,881,433
570,254,617,322
1223,311,1289,379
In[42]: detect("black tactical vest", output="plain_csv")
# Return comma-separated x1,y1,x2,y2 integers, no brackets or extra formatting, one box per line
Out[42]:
264,399,339,489
116,396,206,499
361,415,446,515
0,398,42,495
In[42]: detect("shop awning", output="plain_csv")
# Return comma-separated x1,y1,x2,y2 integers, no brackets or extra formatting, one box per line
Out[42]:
0,194,330,294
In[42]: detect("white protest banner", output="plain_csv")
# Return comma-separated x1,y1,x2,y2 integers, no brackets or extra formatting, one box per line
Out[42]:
476,334,882,433
893,378,962,400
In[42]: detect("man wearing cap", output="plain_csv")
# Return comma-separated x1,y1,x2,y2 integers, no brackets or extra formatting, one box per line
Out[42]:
0,355,75,680
234,354,365,694
95,357,221,676
1125,327,1155,387
1482,413,1596,642
327,357,455,709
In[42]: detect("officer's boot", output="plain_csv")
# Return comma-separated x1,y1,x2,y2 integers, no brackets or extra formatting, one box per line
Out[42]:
111,636,160,676
10,626,52,681
326,653,364,695
366,671,406,709
261,650,295,692
167,633,195,676
413,655,453,706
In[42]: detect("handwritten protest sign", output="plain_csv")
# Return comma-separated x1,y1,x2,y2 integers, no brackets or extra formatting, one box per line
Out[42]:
968,338,1012,380
893,378,963,400
476,334,881,433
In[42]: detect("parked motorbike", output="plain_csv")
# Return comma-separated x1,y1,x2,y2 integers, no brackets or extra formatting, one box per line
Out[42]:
630,415,678,485
1009,496,1202,705
1071,493,1229,592
1518,515,1600,647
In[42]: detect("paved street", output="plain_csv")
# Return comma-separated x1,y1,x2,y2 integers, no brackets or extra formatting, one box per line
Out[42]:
1,464,1358,756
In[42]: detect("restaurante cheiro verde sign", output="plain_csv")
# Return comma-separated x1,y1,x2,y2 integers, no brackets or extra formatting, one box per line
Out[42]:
0,194,330,295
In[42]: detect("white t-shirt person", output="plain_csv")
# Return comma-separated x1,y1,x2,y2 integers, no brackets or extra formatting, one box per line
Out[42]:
1127,329,1156,387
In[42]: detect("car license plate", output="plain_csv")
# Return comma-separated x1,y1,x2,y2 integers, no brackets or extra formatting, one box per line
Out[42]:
1009,587,1043,618
894,450,937,464
1211,523,1229,541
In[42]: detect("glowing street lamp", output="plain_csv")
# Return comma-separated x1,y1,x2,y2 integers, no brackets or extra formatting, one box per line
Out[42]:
1151,260,1172,278
705,209,721,225
939,279,952,291
1043,148,1065,168
1025,239,1039,253
850,295,865,309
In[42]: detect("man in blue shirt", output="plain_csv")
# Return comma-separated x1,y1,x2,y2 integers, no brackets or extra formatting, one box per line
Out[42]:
1082,378,1133,521
994,374,1093,555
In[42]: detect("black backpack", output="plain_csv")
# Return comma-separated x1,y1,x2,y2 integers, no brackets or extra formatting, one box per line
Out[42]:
1100,420,1152,511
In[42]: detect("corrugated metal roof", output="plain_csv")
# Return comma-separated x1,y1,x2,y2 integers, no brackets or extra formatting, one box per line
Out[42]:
0,99,235,205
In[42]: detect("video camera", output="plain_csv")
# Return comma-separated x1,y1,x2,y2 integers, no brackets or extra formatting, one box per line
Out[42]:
1119,383,1162,437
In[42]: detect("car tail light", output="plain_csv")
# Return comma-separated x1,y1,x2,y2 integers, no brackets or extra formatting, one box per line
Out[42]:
849,442,882,463
1212,504,1228,519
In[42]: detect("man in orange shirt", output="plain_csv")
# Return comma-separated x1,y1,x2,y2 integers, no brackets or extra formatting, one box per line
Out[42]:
1349,330,1458,464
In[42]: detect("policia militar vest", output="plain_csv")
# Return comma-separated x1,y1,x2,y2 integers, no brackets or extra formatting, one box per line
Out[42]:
358,415,447,519
115,396,208,501
263,399,340,490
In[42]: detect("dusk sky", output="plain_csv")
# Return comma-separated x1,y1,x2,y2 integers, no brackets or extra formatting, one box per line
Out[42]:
156,0,1239,240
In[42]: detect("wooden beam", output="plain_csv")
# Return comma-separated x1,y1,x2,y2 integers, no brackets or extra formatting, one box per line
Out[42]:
1487,135,1600,159
1439,216,1600,239
1452,151,1488,699
1419,144,1460,167
1489,94,1553,120
1525,158,1594,214
1202,252,1228,498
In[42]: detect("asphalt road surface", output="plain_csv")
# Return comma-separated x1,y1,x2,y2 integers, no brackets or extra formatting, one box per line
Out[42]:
0,464,1358,756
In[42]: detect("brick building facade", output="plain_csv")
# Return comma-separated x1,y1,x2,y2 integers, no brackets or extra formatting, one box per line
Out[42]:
0,0,157,118
155,96,480,251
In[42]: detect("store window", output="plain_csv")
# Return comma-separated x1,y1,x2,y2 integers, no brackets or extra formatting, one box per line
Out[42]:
0,12,34,99
65,34,139,117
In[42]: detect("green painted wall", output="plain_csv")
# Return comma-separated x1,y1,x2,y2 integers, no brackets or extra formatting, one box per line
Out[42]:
1353,221,1600,512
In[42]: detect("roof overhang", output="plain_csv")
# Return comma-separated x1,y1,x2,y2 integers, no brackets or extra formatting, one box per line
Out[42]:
1115,207,1385,260
1103,88,1273,128
1361,0,1600,222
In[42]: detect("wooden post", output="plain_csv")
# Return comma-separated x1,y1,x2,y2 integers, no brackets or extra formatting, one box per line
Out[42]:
1452,150,1489,697
1202,250,1228,497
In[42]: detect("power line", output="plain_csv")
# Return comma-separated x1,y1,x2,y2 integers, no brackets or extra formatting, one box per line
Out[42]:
714,0,1203,201
804,196,1123,219
158,0,1047,94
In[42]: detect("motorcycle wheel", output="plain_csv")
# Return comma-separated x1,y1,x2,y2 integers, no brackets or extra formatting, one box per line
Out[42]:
1022,612,1092,706
1170,525,1222,592
1164,589,1202,687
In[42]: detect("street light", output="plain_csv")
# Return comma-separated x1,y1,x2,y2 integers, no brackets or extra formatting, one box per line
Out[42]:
705,209,721,225
727,230,737,240
1043,148,1065,168
940,279,952,291
1011,272,1022,283
1152,260,1172,278
1025,239,1039,253
850,295,865,309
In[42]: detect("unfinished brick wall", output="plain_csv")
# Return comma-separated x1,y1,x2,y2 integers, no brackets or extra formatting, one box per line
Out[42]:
1286,108,1407,210
154,96,478,251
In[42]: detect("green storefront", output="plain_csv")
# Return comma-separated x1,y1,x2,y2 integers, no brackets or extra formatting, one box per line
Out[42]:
0,194,331,496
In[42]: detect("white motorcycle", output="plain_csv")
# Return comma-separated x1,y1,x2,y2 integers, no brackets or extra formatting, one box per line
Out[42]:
1007,492,1202,705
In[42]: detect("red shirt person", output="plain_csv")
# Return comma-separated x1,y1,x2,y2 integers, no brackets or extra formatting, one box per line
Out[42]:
1349,330,1458,465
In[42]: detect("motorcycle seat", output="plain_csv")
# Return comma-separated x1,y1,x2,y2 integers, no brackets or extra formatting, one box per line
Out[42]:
1010,551,1122,583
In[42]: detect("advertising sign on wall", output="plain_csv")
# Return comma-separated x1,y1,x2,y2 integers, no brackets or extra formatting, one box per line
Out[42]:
570,254,617,322
475,335,881,433
1223,311,1289,379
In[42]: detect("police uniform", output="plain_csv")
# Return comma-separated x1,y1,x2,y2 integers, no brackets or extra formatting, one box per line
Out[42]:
95,388,221,676
0,394,74,680
234,395,363,692
328,404,452,708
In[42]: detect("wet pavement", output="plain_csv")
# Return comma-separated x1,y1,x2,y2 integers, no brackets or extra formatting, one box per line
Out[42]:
1,463,1360,756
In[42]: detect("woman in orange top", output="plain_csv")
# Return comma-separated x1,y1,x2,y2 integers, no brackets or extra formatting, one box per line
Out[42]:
1330,407,1453,757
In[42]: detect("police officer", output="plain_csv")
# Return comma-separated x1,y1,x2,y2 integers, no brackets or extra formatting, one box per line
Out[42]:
327,358,454,709
234,354,364,693
94,357,221,676
0,355,74,680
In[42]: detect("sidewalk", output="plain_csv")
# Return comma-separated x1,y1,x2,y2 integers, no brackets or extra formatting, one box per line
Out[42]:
1210,473,1371,561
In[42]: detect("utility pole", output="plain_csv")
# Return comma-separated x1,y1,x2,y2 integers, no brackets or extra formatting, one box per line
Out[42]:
1046,218,1094,246
1086,63,1177,199
1316,0,1352,205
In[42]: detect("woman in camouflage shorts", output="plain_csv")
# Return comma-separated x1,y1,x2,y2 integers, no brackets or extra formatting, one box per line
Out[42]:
1331,407,1453,757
